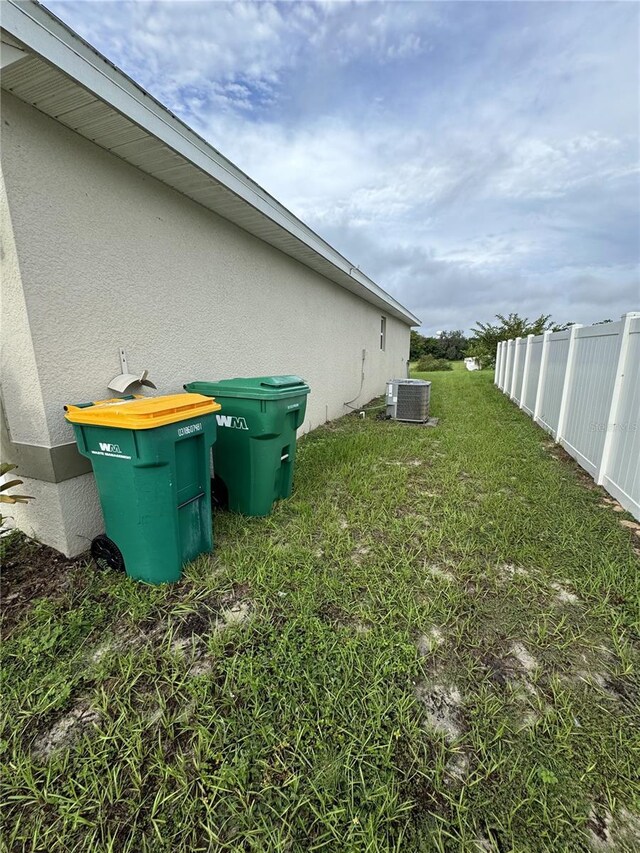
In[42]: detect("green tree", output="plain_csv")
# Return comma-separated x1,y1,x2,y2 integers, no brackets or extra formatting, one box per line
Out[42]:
410,330,427,361
467,313,553,369
435,329,468,361
422,336,441,357
417,330,469,361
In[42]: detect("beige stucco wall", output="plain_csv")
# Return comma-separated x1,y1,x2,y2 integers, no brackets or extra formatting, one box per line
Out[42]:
0,470,101,556
0,161,49,445
1,93,411,556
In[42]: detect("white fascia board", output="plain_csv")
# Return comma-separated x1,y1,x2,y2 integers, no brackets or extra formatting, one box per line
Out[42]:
2,0,420,326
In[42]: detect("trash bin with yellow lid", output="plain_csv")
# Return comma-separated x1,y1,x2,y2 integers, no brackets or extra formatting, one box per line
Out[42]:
65,393,221,584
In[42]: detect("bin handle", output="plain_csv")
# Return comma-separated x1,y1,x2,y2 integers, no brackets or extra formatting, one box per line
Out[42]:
64,401,94,411
177,491,205,509
260,380,305,389
64,394,137,412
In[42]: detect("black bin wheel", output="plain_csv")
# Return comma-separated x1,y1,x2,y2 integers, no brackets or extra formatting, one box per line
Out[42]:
91,534,125,573
211,475,229,510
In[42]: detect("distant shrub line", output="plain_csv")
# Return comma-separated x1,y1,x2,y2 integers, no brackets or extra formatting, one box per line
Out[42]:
416,354,452,372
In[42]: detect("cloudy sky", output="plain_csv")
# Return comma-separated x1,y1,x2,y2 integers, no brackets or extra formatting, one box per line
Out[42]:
45,0,639,334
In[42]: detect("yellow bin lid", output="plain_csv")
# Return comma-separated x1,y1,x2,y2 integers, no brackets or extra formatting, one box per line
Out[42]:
64,394,221,429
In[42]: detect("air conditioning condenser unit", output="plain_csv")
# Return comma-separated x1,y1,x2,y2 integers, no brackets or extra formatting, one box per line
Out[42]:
386,379,431,423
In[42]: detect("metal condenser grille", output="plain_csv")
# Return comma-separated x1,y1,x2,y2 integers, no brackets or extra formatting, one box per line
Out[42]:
396,382,430,422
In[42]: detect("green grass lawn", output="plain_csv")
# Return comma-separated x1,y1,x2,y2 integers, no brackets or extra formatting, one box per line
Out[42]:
1,369,638,852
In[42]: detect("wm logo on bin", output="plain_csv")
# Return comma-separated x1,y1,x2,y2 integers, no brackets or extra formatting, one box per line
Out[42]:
216,415,249,430
98,442,122,453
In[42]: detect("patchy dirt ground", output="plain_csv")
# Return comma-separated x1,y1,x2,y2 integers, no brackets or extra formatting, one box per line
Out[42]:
0,532,88,634
414,681,464,741
32,700,101,760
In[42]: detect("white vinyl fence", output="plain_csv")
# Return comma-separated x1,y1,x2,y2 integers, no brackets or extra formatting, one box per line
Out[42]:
494,313,640,520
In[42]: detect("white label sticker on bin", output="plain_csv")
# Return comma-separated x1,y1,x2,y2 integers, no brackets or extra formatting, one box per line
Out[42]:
216,415,249,430
287,403,299,410
91,442,132,460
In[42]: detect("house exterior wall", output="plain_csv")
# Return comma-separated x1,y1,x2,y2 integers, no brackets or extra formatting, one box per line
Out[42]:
1,94,412,556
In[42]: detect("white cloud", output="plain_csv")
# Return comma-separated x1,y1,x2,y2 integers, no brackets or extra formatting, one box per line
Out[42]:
489,133,637,200
44,0,639,333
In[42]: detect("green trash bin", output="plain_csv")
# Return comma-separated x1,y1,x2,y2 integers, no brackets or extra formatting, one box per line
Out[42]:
184,376,310,517
65,393,221,584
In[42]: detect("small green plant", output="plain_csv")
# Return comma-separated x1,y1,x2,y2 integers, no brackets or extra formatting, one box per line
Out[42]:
537,766,559,785
0,463,33,527
416,354,452,372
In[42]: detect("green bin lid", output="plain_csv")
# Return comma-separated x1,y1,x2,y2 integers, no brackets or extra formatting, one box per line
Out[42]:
185,376,310,401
